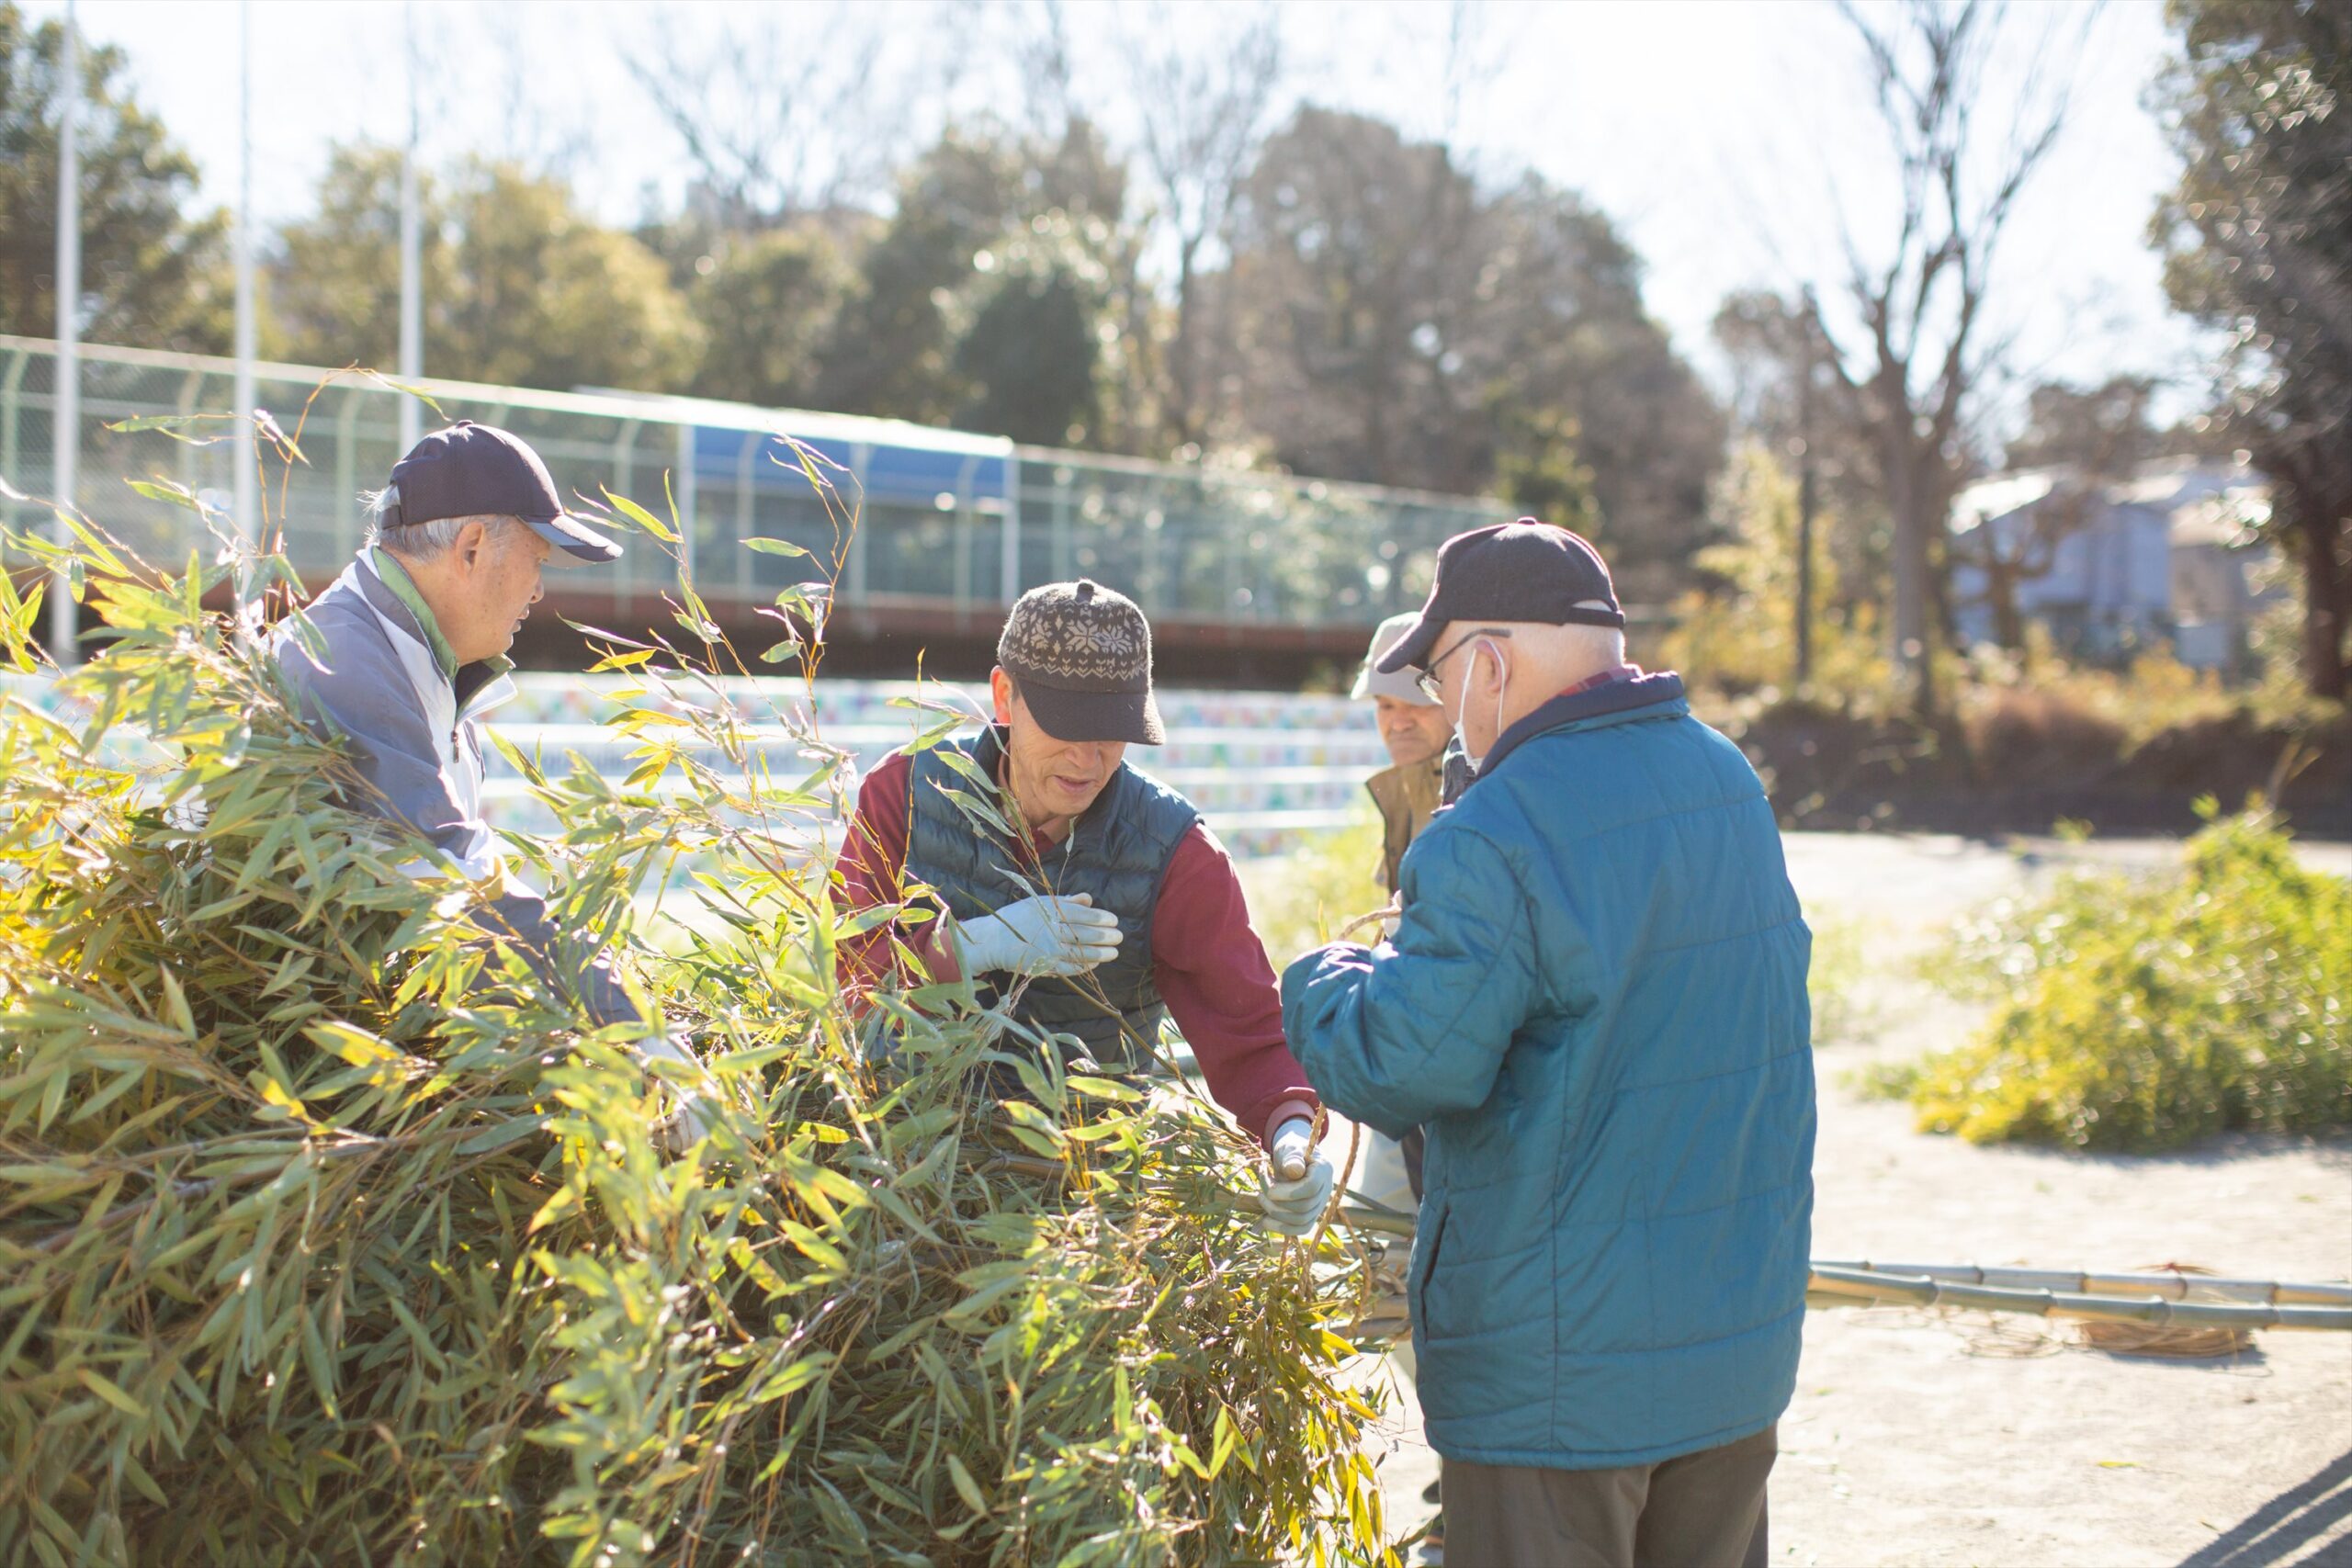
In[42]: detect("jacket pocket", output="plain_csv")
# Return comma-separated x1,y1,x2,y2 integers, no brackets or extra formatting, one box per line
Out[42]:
1408,1202,1451,1338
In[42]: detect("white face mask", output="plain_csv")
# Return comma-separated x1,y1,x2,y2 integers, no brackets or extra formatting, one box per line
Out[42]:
1450,638,1510,774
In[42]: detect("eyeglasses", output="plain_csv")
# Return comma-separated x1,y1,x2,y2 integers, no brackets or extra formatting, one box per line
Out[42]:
1414,627,1511,701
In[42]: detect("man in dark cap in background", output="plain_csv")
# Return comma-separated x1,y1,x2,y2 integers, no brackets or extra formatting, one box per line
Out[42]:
1283,522,1816,1567
276,421,716,1145
834,579,1336,1231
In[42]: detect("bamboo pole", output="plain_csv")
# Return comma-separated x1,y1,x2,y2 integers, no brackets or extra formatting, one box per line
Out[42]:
1813,1258,2352,1308
1805,1265,2352,1333
1329,1210,2352,1331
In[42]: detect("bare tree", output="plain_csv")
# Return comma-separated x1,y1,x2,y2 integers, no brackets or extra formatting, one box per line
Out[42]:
628,3,899,231
1008,0,1078,141
1809,0,2090,719
1115,2,1283,451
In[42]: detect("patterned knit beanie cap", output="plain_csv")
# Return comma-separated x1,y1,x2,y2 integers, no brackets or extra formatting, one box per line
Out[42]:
996,579,1164,745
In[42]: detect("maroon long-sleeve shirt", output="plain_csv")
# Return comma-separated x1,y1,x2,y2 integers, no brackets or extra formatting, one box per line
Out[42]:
833,750,1316,1145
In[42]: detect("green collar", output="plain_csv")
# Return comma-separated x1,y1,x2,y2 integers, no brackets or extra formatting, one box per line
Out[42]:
366,547,513,687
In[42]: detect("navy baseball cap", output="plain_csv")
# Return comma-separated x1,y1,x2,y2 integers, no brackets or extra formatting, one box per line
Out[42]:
1377,520,1623,674
381,422,622,566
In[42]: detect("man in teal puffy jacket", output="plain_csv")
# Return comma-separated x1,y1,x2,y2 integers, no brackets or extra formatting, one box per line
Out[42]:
1283,521,1815,1568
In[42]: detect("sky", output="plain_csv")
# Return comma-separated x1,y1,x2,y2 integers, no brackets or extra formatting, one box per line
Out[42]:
28,0,2216,438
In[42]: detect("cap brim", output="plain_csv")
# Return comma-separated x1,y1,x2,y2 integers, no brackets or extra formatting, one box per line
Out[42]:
1355,662,1437,703
526,512,624,568
1019,682,1165,746
1374,612,1444,675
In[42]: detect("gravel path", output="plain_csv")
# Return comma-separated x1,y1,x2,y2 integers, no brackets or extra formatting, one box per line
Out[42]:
1347,830,2352,1567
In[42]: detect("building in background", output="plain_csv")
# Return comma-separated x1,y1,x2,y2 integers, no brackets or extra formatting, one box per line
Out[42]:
1950,456,2279,674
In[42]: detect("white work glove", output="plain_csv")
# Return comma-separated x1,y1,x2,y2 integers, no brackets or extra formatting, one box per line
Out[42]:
1257,1116,1337,1236
637,1032,721,1155
953,893,1124,978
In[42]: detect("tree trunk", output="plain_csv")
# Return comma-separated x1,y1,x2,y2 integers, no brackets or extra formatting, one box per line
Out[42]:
2300,511,2351,702
1169,249,1201,451
1987,560,2026,652
1883,438,1937,721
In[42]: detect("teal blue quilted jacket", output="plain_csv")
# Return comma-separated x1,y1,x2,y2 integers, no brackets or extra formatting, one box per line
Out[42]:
1283,672,1815,1470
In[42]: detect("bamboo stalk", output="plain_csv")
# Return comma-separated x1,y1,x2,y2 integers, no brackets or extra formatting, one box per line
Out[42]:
1813,1258,2352,1307
1332,1213,2352,1330
1806,1265,2352,1332
1337,1201,1415,1239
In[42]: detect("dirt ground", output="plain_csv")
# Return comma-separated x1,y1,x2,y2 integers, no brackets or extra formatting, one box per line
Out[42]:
1342,830,2352,1568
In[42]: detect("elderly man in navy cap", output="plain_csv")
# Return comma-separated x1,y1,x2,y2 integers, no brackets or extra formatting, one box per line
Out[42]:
1283,521,1815,1568
275,422,714,1144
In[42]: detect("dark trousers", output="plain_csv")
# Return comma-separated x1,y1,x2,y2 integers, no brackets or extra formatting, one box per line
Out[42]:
1440,1424,1775,1568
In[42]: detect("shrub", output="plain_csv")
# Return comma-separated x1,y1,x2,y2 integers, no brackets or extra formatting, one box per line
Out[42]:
1656,443,1896,712
1908,805,2352,1152
1237,814,1387,969
1806,913,1878,1045
0,517,1389,1564
1957,685,2129,788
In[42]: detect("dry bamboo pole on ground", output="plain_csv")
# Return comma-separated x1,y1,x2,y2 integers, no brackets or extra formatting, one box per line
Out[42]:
1812,1258,2352,1308
1805,1265,2352,1332
1332,1211,2352,1332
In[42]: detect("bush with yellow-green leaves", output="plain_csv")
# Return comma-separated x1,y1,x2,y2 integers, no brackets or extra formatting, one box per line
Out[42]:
1905,806,2351,1153
0,511,1390,1565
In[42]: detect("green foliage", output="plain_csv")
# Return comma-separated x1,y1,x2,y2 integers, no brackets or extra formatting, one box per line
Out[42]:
1225,107,1723,581
269,150,703,395
954,253,1100,446
2153,0,2352,698
1906,807,2352,1151
1805,913,1876,1046
1663,442,1893,705
1491,406,1600,538
0,0,231,353
812,120,1140,447
0,498,1389,1562
1235,816,1386,972
684,226,855,409
264,145,450,374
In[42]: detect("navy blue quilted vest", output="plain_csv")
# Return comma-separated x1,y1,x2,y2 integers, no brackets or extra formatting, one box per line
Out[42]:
905,728,1199,1068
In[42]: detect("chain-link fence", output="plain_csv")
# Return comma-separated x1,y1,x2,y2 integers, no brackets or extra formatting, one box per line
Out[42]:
1,336,1511,627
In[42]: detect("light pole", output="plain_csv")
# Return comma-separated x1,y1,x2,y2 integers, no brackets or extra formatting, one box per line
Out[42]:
49,0,80,666
398,1,422,450
232,0,257,610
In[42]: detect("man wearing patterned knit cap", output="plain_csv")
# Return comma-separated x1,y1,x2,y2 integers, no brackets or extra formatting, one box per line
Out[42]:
833,579,1336,1232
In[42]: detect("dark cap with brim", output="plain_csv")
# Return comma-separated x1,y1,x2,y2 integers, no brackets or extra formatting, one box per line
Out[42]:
1377,519,1623,674
1015,682,1166,746
998,579,1165,745
385,421,622,567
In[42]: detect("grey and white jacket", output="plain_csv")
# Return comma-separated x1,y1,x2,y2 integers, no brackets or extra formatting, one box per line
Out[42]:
273,549,635,1028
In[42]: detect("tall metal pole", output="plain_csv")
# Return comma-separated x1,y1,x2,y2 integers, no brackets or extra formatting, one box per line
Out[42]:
1794,296,1817,689
232,0,257,587
398,1,422,450
49,0,80,666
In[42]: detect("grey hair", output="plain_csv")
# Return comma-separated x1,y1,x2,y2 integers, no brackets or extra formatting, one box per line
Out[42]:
360,485,523,561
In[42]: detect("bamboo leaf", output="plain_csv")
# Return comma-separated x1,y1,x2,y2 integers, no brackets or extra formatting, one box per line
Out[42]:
74,1369,147,1419
599,487,678,544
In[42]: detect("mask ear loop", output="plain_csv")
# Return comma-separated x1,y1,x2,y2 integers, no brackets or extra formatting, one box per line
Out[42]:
1478,638,1510,750
1451,637,1509,775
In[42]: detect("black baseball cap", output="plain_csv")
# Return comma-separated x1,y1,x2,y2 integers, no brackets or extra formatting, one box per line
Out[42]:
381,422,622,566
1377,520,1623,674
